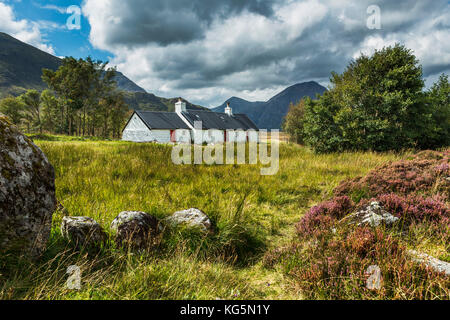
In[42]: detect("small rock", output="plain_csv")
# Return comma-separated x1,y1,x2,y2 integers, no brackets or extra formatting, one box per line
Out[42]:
166,208,213,233
408,250,450,276
61,216,106,248
111,211,159,248
344,202,399,227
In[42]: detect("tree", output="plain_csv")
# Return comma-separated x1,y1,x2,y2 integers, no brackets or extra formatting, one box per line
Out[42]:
283,100,307,144
303,44,432,152
20,89,42,133
42,56,126,137
423,74,450,148
0,96,25,125
40,89,62,133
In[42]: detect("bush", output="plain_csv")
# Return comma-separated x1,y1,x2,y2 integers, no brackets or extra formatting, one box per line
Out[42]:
273,149,450,299
302,44,449,152
334,149,449,198
282,100,306,144
358,193,449,226
296,196,354,238
285,227,449,299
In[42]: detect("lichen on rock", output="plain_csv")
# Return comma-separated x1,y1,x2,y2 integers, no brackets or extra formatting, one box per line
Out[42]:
61,216,106,249
0,117,56,258
111,211,160,249
342,202,399,227
166,208,214,234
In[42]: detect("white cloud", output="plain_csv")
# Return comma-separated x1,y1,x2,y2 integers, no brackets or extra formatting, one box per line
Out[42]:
0,2,55,54
83,0,450,106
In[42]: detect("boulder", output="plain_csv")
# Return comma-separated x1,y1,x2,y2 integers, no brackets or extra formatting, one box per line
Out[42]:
0,116,56,258
343,202,399,227
166,208,213,233
408,250,450,276
61,216,106,248
110,211,159,248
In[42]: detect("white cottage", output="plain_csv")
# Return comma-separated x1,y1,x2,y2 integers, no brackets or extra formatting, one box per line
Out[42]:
122,100,259,144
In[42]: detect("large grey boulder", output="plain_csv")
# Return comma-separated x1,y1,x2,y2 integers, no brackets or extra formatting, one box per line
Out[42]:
111,211,160,248
166,208,214,233
0,116,56,258
343,202,399,227
61,216,106,248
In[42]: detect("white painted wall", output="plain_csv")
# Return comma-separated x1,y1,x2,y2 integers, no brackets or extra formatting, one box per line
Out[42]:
122,114,171,143
151,130,171,143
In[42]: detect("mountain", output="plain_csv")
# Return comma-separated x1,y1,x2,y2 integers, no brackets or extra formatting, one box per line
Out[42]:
0,32,206,111
213,81,327,129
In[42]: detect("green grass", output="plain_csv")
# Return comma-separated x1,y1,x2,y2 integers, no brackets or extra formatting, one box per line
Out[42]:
0,139,404,300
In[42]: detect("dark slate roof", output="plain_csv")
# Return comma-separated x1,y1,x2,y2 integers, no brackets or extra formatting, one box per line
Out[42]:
233,114,259,130
181,110,259,130
135,111,190,129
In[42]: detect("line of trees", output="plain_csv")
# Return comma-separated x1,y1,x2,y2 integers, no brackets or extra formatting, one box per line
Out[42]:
283,44,450,152
0,57,130,138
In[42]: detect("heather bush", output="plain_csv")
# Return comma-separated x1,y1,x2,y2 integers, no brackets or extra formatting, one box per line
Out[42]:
334,149,449,198
285,227,449,299
279,149,450,299
295,196,354,238
358,193,449,226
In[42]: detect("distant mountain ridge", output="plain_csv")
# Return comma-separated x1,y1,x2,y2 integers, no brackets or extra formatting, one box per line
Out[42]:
0,32,206,112
213,81,327,129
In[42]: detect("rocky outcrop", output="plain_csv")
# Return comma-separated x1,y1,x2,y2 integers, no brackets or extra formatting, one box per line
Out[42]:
343,202,399,227
0,116,56,258
110,211,159,248
61,216,106,248
166,208,214,233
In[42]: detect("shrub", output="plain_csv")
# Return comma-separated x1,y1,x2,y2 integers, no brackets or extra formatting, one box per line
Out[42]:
279,149,450,300
295,196,354,238
358,193,449,226
286,227,449,299
302,44,449,152
334,149,449,198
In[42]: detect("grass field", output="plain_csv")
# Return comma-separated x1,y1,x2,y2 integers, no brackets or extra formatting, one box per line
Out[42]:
0,139,412,299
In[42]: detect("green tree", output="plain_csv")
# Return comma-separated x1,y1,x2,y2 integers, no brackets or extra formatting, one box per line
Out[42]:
303,44,431,152
20,89,42,133
423,74,450,148
0,96,25,126
42,57,121,136
282,100,307,144
40,89,62,133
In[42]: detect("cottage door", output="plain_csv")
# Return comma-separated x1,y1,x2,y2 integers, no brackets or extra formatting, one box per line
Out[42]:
170,130,176,142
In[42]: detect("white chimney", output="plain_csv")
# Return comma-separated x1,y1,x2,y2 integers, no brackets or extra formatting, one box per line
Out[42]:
175,98,187,113
225,102,233,116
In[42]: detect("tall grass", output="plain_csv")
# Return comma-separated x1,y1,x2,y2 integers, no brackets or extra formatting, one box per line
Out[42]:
1,140,403,299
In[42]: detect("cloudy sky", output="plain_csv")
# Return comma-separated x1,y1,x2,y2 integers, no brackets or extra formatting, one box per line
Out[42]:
1,0,449,107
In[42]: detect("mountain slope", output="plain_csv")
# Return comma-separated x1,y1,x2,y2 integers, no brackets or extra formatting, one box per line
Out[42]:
0,32,206,111
213,81,327,129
